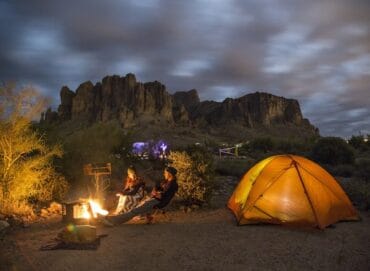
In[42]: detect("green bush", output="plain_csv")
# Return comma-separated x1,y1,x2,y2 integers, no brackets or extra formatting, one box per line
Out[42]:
330,164,355,177
249,137,275,153
355,158,370,181
274,138,314,155
60,122,128,181
168,148,214,206
311,137,355,165
340,178,370,211
348,135,368,152
214,158,255,177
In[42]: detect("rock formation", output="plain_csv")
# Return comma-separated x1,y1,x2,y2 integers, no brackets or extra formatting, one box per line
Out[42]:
41,73,317,132
191,92,308,128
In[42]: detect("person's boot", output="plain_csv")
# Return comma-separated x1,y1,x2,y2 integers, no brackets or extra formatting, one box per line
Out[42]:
97,214,114,227
146,214,154,224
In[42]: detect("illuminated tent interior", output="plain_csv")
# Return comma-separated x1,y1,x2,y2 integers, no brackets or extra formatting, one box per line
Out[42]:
228,155,359,229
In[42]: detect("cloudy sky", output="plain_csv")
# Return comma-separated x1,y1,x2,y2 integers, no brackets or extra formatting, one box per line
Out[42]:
1,0,369,137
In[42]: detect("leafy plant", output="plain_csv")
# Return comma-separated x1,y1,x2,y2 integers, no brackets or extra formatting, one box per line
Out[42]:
168,147,214,206
0,84,68,215
311,137,355,165
249,137,275,153
348,135,368,152
214,158,254,177
355,158,370,181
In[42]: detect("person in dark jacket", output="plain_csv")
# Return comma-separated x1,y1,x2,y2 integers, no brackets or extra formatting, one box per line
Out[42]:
114,165,145,214
104,166,178,225
150,166,179,209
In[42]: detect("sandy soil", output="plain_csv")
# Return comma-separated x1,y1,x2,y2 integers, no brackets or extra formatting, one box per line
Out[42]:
1,177,369,271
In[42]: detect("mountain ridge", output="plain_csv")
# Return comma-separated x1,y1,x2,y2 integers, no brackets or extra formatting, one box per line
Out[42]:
41,73,318,135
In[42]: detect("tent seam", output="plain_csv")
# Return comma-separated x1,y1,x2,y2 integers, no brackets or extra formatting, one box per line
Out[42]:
240,156,279,209
293,162,323,229
297,163,350,204
243,166,290,213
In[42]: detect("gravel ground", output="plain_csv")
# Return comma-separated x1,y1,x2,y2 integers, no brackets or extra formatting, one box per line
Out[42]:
1,176,369,271
1,209,369,271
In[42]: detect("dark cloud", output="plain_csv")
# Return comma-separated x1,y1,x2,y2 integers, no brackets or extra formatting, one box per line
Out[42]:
0,0,369,137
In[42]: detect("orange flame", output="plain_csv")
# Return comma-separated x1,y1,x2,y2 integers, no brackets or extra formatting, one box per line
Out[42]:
88,199,109,218
76,199,109,219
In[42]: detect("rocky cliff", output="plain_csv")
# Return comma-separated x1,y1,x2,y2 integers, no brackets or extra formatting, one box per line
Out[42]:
41,73,317,132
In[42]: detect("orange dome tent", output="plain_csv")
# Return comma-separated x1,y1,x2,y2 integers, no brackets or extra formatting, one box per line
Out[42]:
228,155,359,229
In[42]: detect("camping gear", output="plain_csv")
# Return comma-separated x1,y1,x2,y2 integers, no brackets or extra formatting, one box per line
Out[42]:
40,225,108,251
228,154,359,229
59,225,97,243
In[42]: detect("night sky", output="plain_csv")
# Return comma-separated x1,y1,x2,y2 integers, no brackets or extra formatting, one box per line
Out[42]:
1,0,369,137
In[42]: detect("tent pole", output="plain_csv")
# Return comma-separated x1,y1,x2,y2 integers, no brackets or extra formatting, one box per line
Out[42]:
293,162,323,229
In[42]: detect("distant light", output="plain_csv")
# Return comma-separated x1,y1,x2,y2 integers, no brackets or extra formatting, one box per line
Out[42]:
132,140,169,159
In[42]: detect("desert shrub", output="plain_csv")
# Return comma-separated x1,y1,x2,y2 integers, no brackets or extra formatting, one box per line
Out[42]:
168,149,214,206
354,158,370,181
214,158,255,177
58,121,133,183
330,164,355,177
0,84,69,216
340,178,370,211
311,137,355,165
249,137,275,153
348,135,368,152
274,138,314,155
238,137,276,160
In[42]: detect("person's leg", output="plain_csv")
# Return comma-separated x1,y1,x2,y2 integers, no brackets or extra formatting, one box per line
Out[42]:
114,195,127,214
107,198,158,225
122,194,142,213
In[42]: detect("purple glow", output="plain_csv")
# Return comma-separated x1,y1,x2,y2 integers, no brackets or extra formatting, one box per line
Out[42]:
132,140,169,159
132,142,149,156
160,143,167,152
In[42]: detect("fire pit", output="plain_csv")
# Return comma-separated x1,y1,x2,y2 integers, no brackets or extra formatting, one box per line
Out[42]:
62,199,108,224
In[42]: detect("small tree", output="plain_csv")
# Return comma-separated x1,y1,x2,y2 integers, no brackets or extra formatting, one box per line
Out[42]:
0,84,68,215
249,137,275,153
311,137,355,165
168,147,214,206
60,121,133,185
348,135,368,152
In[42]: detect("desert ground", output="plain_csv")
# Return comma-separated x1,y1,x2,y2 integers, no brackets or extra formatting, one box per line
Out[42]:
1,176,369,271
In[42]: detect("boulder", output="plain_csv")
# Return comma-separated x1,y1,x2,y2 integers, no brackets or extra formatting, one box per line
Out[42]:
0,220,10,233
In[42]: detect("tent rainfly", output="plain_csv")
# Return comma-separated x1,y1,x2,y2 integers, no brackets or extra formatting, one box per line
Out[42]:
228,155,359,229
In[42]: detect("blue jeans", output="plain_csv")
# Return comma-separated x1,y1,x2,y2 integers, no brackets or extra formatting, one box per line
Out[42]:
108,198,158,225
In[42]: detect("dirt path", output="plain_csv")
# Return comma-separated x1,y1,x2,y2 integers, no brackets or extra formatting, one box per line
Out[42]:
1,208,369,271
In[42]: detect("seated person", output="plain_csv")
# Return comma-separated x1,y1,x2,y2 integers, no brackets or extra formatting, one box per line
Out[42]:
104,166,178,226
114,165,145,215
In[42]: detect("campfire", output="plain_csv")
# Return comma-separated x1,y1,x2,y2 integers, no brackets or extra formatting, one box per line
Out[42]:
62,199,108,224
88,199,109,218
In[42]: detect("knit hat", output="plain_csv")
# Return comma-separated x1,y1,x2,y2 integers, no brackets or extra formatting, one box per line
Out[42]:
165,166,177,176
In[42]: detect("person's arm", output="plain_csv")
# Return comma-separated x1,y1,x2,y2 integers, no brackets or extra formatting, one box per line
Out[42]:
122,182,144,196
154,181,178,209
151,182,164,199
116,178,129,195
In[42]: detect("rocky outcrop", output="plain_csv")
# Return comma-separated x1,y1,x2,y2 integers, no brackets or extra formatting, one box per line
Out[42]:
193,92,307,128
41,74,317,132
173,89,200,111
43,74,174,127
58,86,75,121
